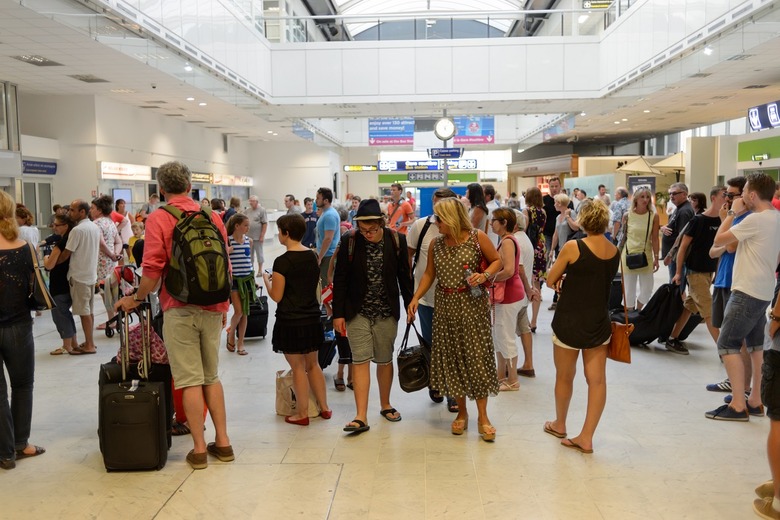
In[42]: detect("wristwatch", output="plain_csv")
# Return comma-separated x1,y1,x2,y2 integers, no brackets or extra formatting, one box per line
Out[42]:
133,293,143,302
727,210,735,216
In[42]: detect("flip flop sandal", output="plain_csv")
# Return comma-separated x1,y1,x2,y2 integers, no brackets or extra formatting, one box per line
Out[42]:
343,419,370,434
226,339,236,352
380,408,402,422
334,378,346,392
543,421,566,439
50,347,68,356
561,438,593,454
15,445,45,459
171,422,191,436
447,397,459,413
237,348,248,356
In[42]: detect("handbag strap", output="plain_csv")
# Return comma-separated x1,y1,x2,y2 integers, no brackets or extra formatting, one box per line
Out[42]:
400,322,425,351
618,252,630,327
27,241,41,269
625,211,651,255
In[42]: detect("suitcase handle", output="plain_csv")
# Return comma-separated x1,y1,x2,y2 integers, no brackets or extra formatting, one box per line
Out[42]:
118,302,153,382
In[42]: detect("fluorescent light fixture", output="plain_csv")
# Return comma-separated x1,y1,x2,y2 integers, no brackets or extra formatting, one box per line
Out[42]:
578,14,589,24
186,97,195,101
703,46,713,56
517,148,525,153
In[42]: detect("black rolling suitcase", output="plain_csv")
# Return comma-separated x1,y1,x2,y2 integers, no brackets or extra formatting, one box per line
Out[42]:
245,287,269,338
612,283,686,346
318,310,337,369
608,273,624,312
98,304,168,471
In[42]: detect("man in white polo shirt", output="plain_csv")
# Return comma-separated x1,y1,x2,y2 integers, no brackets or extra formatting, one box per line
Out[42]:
62,199,101,354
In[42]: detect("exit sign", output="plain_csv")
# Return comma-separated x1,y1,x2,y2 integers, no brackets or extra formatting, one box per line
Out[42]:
583,0,612,8
752,154,770,161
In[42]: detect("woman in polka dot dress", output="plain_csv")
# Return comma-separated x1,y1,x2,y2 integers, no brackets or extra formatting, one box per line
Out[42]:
408,198,502,441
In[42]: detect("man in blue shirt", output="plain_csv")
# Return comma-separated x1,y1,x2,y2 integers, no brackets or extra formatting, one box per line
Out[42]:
316,187,340,286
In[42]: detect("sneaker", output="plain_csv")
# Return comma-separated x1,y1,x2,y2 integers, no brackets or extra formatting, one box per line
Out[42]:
706,378,732,392
748,403,766,417
754,497,780,519
704,404,749,421
665,338,689,355
186,450,208,470
723,393,752,404
756,480,774,499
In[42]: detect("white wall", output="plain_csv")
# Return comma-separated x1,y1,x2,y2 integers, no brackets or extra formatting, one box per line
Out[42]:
686,136,719,194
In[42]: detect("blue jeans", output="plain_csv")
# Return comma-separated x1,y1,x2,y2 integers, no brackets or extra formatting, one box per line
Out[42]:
0,320,35,460
418,304,434,345
717,291,769,355
50,292,76,339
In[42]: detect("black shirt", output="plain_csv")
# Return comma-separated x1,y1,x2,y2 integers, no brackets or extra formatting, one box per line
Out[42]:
661,200,695,257
683,214,720,273
48,239,71,296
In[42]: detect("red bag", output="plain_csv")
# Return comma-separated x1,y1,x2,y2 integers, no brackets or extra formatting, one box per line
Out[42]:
117,321,169,365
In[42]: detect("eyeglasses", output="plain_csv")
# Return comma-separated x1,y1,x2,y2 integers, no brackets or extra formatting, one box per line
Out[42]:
725,192,742,200
358,226,381,236
53,223,66,227
668,191,684,197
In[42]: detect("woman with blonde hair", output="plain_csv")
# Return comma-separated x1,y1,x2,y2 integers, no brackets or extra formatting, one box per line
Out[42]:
0,191,46,469
522,187,546,333
544,199,619,454
408,198,502,441
620,187,660,310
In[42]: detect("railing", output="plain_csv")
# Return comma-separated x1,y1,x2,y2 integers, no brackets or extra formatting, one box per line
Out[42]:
256,6,623,43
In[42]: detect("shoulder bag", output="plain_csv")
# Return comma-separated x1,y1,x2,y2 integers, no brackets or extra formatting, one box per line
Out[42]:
625,212,651,270
608,261,633,363
490,235,520,304
397,322,432,393
28,242,55,311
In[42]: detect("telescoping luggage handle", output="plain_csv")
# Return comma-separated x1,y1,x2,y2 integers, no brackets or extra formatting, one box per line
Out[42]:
117,300,153,384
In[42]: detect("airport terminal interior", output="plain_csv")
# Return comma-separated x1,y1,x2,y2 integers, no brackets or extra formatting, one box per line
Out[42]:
1,0,780,518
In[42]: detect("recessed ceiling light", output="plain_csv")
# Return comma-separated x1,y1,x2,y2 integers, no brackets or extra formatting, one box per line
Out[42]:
580,112,586,116
614,121,620,124
198,102,207,106
184,63,193,72
643,109,651,113
186,97,195,101
703,46,713,56
267,130,273,134
622,118,628,122
272,133,278,136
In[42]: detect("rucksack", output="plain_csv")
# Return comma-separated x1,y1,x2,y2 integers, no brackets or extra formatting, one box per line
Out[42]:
161,205,231,306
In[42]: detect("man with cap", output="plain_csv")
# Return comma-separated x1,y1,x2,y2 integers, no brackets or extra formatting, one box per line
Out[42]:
332,199,414,434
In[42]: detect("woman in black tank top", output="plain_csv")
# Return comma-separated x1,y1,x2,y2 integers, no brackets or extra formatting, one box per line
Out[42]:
543,200,619,454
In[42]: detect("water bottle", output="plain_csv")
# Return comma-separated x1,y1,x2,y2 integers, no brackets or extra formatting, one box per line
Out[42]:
463,265,483,298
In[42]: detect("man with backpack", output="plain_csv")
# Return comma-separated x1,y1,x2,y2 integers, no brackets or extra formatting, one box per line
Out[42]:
116,161,234,470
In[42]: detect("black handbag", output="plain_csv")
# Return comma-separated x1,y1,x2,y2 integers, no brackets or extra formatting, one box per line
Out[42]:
28,243,55,311
624,212,651,270
396,322,431,393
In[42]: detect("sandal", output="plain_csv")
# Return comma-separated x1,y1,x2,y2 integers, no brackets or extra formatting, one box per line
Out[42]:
380,408,402,422
226,333,236,352
499,381,520,392
334,378,346,392
171,421,191,436
237,348,248,356
447,397,459,413
343,419,370,434
478,423,496,442
451,417,468,435
15,445,45,459
50,347,68,356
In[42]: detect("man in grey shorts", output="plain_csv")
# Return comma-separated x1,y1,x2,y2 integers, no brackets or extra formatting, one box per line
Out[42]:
61,200,100,354
333,199,414,434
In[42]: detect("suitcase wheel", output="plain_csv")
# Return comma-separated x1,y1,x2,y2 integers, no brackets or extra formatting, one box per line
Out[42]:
105,327,114,338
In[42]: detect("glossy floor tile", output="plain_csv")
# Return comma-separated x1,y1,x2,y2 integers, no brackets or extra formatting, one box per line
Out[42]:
1,240,770,519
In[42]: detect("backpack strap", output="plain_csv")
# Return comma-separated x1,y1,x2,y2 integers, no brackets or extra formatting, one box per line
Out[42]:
412,218,432,272
347,228,401,264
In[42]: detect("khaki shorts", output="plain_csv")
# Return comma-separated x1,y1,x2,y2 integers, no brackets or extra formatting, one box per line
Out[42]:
164,306,224,389
69,279,95,316
515,303,531,335
683,271,713,319
346,314,397,364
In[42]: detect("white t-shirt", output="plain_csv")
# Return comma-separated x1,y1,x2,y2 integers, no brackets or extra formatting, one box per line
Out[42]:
407,216,441,307
514,230,534,306
65,218,101,285
486,200,501,245
731,209,780,301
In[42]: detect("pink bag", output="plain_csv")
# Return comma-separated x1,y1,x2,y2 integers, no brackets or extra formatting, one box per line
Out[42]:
118,321,169,365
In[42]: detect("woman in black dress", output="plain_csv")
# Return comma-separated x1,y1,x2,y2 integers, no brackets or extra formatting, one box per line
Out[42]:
544,199,619,454
262,213,330,425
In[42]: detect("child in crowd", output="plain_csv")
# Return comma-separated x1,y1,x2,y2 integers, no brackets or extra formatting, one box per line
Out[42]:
128,222,144,265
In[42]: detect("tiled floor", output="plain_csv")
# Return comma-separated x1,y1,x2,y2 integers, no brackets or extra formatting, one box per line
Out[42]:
1,240,770,519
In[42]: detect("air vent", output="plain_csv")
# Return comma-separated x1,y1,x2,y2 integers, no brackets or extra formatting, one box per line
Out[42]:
711,95,731,100
744,84,768,89
69,74,109,83
690,73,711,78
188,121,205,123
139,106,160,109
727,54,752,61
205,126,221,129
690,102,709,106
165,114,183,117
146,100,168,104
530,99,551,104
110,89,135,94
12,55,63,66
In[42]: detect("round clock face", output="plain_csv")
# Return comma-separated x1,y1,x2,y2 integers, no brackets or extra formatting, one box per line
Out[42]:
434,118,456,141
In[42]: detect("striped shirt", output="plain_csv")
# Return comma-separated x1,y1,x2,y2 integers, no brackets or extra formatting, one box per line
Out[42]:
229,235,253,277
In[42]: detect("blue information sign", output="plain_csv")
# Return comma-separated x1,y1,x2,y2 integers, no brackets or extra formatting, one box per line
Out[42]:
430,148,463,159
368,118,415,146
22,160,57,175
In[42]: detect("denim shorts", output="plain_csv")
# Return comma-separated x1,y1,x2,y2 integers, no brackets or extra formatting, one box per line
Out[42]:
711,287,731,329
716,291,770,355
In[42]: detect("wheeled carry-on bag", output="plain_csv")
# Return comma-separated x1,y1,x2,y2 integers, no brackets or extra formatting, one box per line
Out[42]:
98,303,168,471
245,287,269,338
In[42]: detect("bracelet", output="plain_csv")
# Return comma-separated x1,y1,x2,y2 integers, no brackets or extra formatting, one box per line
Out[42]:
770,313,780,322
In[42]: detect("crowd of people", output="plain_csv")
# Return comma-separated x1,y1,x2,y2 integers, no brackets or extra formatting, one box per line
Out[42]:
3,165,780,520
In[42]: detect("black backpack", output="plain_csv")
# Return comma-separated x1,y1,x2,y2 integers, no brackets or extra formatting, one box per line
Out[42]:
161,205,231,306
